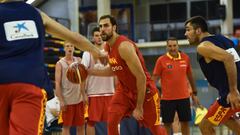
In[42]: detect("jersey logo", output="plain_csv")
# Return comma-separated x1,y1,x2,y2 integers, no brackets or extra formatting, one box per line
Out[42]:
167,65,173,69
207,106,230,125
109,58,118,65
111,66,123,71
4,20,39,41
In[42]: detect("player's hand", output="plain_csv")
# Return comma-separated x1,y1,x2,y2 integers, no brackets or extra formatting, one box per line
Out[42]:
60,101,66,111
192,95,203,108
132,106,144,121
92,48,108,59
227,89,240,110
82,93,88,105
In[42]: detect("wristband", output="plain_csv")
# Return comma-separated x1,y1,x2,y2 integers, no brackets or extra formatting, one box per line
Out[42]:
192,91,197,96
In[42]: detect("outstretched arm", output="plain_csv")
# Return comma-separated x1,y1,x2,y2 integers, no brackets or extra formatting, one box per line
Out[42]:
40,11,103,58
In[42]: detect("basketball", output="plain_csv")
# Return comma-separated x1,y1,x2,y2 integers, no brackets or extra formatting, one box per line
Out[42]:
66,62,88,84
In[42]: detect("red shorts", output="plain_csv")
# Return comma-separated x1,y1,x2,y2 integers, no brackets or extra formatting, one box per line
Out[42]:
87,96,113,126
205,101,240,125
0,83,47,135
62,102,85,126
108,90,161,128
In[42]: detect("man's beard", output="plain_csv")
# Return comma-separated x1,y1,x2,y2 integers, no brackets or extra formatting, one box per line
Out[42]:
190,37,200,45
101,33,113,41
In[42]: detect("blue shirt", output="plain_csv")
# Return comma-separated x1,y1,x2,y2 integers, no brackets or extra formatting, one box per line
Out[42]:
198,35,240,106
0,1,53,100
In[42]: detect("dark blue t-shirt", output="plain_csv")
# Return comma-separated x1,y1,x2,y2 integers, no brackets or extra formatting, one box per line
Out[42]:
198,35,240,106
0,1,53,100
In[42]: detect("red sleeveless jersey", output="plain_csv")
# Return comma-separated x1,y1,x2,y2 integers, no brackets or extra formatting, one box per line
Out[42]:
105,36,157,98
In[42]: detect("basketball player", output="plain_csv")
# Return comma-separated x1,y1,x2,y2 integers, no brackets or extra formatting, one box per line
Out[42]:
88,15,167,135
81,27,115,135
0,0,104,134
55,42,85,135
185,16,240,134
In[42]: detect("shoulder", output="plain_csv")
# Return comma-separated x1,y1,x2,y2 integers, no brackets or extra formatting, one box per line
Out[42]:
197,41,216,53
159,54,168,60
118,40,135,51
56,58,65,66
155,55,167,65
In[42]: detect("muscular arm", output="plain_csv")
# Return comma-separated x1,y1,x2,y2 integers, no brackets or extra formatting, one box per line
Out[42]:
40,12,101,58
197,41,237,91
197,41,240,109
118,41,146,110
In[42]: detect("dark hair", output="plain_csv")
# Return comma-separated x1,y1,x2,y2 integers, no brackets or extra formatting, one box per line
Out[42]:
166,37,178,44
91,27,99,36
185,16,208,32
99,15,118,31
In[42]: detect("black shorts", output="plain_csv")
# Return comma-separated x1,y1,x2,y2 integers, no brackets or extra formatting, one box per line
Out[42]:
160,98,191,123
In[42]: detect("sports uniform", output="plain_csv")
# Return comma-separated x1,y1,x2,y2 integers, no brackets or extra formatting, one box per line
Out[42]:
57,57,85,126
106,35,165,135
0,1,53,134
81,51,115,125
153,52,192,123
199,35,240,125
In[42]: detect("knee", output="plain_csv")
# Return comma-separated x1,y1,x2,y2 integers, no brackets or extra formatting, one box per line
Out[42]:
199,119,212,130
62,126,70,131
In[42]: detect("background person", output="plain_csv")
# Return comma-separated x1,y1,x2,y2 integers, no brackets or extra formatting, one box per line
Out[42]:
55,42,85,135
81,27,115,135
152,37,201,135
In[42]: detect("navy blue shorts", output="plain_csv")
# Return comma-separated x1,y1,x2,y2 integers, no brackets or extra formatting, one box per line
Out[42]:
160,98,192,123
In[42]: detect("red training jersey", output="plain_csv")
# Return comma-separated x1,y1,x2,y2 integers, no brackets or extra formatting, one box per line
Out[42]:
105,35,157,99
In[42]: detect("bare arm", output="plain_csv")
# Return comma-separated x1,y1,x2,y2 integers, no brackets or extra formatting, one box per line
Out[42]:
118,41,146,120
80,81,88,104
187,65,201,106
187,66,197,95
55,62,65,110
197,41,237,92
40,11,102,58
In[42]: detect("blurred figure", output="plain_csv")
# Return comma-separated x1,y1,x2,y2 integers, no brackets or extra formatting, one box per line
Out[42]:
185,16,240,135
45,95,62,133
152,37,201,135
55,42,85,135
81,27,115,135
0,0,103,134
